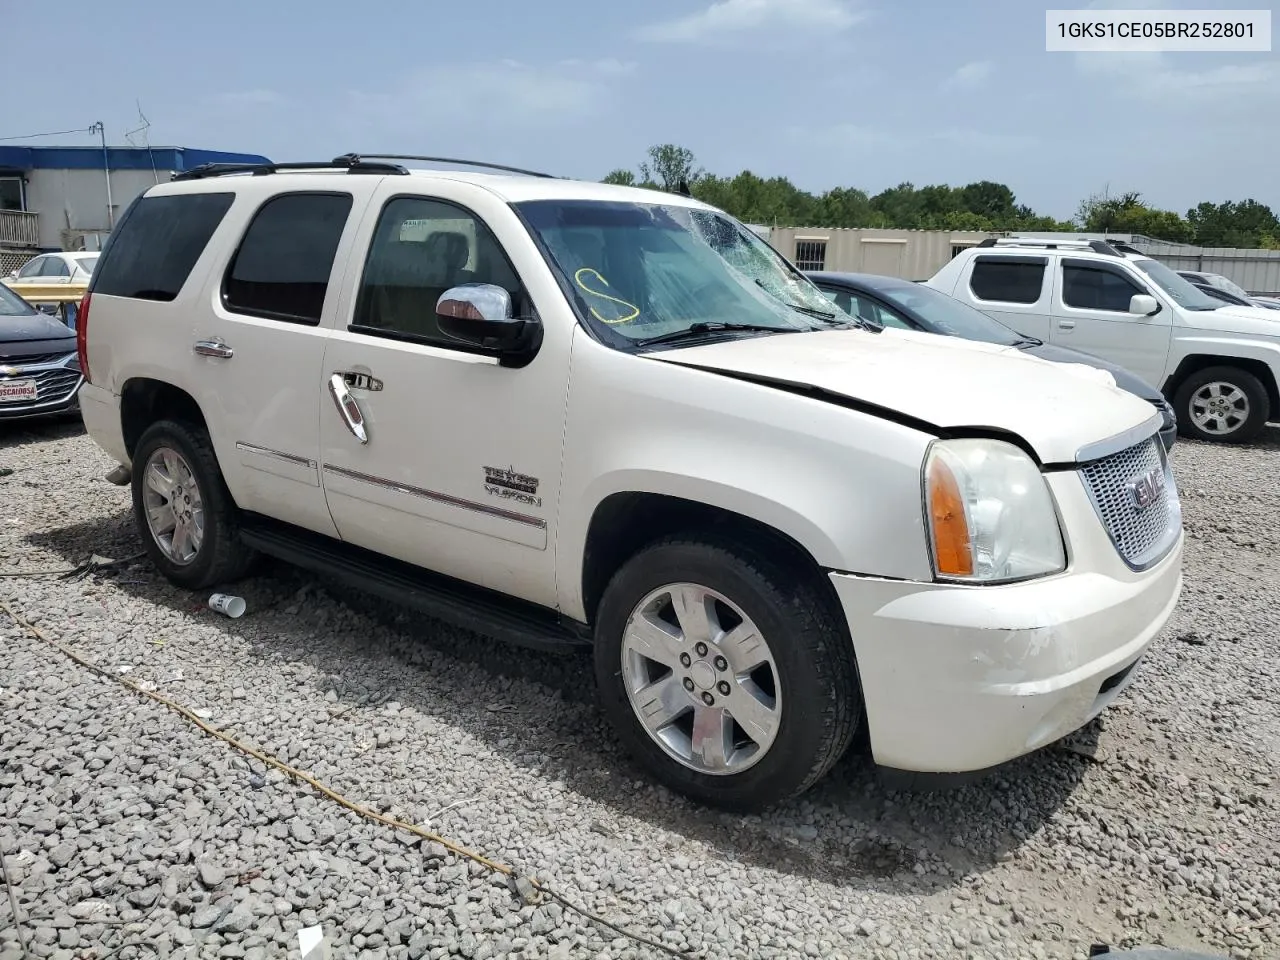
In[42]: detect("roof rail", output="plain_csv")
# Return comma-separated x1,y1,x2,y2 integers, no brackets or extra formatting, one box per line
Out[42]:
172,155,409,182
976,237,1124,257
1105,239,1145,255
345,153,558,179
171,153,558,183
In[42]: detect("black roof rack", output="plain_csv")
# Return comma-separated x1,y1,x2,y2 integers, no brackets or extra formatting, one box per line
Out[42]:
1104,239,1145,255
976,237,1124,257
347,153,558,179
172,153,558,183
172,155,409,182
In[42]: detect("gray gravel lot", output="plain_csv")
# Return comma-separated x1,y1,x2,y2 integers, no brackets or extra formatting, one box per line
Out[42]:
1,420,1277,960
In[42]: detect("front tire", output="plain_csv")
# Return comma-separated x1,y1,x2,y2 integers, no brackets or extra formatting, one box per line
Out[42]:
1173,366,1270,443
594,536,860,811
131,420,257,590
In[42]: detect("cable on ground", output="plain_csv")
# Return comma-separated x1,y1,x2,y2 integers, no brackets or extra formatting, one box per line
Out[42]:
0,553,146,581
0,836,34,959
0,600,690,959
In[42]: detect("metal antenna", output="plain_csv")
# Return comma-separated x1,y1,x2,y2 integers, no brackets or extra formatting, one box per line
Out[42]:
125,101,152,148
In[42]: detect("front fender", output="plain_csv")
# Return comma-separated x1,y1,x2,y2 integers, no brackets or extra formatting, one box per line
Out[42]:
555,335,937,620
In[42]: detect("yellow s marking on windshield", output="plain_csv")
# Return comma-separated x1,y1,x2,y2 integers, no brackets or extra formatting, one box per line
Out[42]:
573,267,641,325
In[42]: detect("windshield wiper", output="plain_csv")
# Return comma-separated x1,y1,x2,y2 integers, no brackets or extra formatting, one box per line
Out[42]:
787,302,836,320
635,322,798,347
752,279,840,322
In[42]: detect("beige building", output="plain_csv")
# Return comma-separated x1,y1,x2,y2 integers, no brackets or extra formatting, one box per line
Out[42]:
759,227,997,280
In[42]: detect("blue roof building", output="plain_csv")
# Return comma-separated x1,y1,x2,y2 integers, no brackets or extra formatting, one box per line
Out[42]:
0,145,270,252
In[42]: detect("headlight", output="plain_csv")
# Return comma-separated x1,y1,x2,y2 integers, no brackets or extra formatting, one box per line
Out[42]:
923,438,1065,583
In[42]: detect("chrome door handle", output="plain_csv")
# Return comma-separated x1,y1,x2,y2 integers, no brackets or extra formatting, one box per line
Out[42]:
335,370,383,392
328,373,369,445
1058,319,1076,331
193,338,234,359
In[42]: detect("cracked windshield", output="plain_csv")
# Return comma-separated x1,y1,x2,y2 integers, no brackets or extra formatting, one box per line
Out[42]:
517,200,842,344
1,2,1276,960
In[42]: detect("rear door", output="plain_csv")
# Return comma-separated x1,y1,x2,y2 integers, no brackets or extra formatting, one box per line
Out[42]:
190,183,378,537
1049,257,1171,386
958,254,1052,341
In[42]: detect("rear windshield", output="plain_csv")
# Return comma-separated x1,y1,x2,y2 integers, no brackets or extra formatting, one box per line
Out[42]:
91,193,234,301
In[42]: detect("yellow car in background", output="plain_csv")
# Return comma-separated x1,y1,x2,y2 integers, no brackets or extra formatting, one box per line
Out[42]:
2,252,95,329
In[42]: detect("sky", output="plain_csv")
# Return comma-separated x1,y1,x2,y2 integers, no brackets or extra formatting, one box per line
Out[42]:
4,0,1277,221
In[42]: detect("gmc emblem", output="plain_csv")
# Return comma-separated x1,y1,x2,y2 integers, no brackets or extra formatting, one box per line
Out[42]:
1128,467,1165,511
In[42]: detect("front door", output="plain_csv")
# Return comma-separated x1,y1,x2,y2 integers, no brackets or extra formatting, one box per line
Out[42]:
1049,257,1172,386
317,181,572,609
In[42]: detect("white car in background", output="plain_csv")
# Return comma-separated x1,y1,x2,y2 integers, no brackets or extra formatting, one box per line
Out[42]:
1176,270,1251,302
4,251,99,288
929,239,1280,444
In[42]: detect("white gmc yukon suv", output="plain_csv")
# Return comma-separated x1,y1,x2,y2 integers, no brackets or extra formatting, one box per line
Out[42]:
75,155,1184,810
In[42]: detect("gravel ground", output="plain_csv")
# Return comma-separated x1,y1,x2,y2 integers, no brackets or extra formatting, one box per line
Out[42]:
1,419,1277,960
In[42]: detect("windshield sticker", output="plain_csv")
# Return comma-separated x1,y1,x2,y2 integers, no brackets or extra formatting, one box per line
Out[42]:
573,268,641,324
483,465,542,508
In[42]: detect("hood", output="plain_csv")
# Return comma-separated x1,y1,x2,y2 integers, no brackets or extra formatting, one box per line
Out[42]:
1193,305,1280,335
0,311,75,345
648,327,1160,464
1019,342,1162,402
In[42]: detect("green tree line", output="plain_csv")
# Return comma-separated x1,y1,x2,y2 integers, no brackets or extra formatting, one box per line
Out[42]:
603,144,1280,249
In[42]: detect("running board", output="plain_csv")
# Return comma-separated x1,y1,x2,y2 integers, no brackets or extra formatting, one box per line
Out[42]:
238,515,591,654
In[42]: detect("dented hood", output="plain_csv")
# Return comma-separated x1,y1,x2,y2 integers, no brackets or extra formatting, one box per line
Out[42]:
648,327,1161,464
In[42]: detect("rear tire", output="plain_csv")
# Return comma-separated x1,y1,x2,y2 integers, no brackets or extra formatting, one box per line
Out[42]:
593,535,860,811
131,420,257,590
1173,366,1270,443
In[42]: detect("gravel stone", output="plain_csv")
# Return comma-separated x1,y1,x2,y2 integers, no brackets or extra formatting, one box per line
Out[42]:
191,904,223,929
197,861,225,889
1,425,1278,960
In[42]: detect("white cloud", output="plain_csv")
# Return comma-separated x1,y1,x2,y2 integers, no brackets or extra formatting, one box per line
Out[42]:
205,89,286,109
559,57,637,76
636,0,864,43
794,123,1035,154
942,60,994,90
345,60,625,131
1075,51,1278,102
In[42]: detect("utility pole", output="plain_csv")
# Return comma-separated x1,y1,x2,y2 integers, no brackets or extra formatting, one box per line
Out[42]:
90,121,114,228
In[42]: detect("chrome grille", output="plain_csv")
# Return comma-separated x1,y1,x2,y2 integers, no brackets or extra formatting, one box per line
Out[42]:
1078,437,1180,570
0,367,81,406
0,351,74,367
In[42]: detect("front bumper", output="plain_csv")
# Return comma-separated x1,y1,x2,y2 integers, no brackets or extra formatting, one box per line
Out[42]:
831,506,1183,774
0,365,83,421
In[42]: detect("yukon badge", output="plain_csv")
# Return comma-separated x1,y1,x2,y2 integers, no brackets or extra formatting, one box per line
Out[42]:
1127,466,1166,512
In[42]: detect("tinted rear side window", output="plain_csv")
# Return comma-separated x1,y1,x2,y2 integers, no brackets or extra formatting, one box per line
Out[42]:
223,193,353,324
92,193,234,301
969,257,1046,304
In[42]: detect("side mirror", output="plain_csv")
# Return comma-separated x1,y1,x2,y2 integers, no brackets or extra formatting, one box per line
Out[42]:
1129,294,1159,316
436,283,541,364
7,270,16,279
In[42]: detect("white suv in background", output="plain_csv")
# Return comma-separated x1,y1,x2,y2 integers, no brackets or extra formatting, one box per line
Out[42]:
928,239,1280,444
75,155,1183,810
